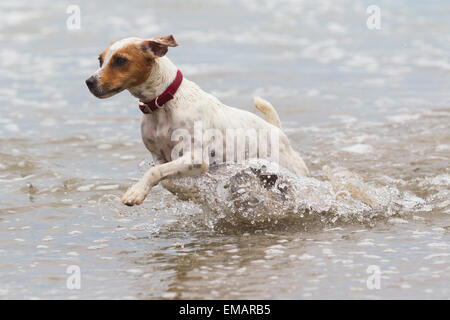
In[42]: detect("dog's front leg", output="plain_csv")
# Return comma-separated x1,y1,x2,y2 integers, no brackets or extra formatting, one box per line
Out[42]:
121,153,209,206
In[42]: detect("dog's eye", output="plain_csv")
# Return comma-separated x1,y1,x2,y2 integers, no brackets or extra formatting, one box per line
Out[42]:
113,56,128,67
98,55,103,67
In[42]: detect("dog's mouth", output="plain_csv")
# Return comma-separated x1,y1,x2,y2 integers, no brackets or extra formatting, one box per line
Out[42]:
94,86,123,99
87,83,124,99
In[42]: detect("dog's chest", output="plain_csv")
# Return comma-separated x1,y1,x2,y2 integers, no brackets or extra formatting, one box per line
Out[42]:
141,114,177,161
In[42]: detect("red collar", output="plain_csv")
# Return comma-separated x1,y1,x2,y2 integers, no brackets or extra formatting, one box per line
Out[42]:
139,70,183,114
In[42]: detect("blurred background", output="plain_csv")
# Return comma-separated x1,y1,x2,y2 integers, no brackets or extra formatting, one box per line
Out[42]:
0,0,448,299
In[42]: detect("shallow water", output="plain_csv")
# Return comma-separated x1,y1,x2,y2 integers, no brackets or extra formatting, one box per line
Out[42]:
0,0,449,299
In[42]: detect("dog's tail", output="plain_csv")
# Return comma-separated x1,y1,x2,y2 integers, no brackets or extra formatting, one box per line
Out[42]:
254,96,282,128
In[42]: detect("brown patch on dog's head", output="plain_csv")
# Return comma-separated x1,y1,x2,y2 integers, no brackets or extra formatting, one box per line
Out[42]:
86,35,178,99
95,44,153,98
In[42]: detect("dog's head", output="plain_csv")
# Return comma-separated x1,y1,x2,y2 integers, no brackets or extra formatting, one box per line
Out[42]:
85,35,178,98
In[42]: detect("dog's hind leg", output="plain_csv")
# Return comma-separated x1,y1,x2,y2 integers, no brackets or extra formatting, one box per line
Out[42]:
254,96,282,128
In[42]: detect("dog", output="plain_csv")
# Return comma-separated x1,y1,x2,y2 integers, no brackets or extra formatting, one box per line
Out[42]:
86,35,309,206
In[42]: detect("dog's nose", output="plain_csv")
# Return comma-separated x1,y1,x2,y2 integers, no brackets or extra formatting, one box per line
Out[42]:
85,76,96,89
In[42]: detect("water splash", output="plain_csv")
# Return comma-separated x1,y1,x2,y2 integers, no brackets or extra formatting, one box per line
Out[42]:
148,159,425,232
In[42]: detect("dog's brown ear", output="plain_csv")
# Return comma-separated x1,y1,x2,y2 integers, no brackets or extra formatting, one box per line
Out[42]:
141,35,178,58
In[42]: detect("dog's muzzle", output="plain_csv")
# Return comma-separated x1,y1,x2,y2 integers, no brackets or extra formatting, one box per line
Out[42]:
85,76,105,98
85,76,97,91
85,75,123,98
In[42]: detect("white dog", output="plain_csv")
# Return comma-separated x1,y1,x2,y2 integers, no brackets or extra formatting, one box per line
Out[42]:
86,35,309,206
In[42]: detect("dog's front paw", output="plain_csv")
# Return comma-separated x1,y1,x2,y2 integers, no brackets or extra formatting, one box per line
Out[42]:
121,182,151,206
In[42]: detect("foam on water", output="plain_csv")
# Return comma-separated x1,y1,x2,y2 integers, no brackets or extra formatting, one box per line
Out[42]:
137,159,425,232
